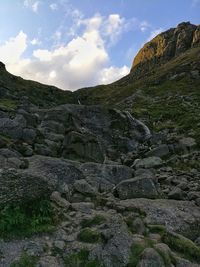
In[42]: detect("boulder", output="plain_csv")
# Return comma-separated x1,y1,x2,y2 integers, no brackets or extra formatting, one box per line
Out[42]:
119,198,200,239
137,248,165,267
0,168,51,206
145,145,170,158
115,177,159,199
133,157,163,169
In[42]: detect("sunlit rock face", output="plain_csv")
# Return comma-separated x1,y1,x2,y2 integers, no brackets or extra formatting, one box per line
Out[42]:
131,22,200,75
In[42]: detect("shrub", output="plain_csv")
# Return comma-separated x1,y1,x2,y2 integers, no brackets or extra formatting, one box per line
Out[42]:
10,253,38,267
78,228,101,243
64,249,103,267
0,199,55,238
81,215,106,228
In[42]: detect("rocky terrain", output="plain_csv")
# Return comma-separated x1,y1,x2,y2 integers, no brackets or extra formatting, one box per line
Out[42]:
0,22,200,267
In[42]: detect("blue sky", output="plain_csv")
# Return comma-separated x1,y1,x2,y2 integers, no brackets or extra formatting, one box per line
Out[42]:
0,0,199,90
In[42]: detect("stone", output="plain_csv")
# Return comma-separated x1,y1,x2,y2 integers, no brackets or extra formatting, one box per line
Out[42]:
137,248,165,267
195,237,200,246
73,179,96,195
179,137,196,152
37,256,63,267
53,240,65,251
145,145,170,158
71,202,94,214
119,198,200,240
187,191,200,200
168,187,185,200
133,157,163,169
50,191,70,209
23,241,44,256
115,176,159,199
0,168,51,206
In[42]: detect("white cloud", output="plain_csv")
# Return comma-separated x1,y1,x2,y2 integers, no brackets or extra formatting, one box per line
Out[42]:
23,0,40,13
140,21,151,32
0,31,27,64
30,38,41,45
147,28,164,42
49,3,58,11
98,66,129,84
104,14,125,44
1,13,132,91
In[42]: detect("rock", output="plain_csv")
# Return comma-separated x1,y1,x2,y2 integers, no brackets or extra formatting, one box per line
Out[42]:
90,214,133,267
80,162,134,192
145,145,170,158
132,218,146,235
23,241,44,256
179,137,196,152
53,240,65,251
0,168,51,206
175,258,200,267
37,256,63,267
22,128,37,144
195,237,200,246
62,130,105,163
119,198,200,239
133,157,163,169
187,191,200,200
137,248,165,267
131,22,198,76
71,202,94,214
168,187,185,200
195,198,200,206
27,155,84,192
50,191,70,209
115,176,159,199
73,179,96,195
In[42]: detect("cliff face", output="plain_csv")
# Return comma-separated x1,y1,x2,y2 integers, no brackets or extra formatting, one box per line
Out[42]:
131,22,200,74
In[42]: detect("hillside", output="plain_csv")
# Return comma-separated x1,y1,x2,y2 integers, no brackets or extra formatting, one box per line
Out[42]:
0,22,200,267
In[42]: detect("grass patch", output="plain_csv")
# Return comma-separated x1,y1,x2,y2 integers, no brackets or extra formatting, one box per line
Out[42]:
10,253,38,267
64,249,103,267
0,133,12,146
162,231,200,263
127,238,155,267
81,215,106,228
0,199,56,239
148,224,200,263
78,228,101,243
0,98,17,110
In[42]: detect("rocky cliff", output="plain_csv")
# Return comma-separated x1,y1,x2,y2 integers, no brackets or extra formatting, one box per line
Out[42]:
0,22,200,267
131,22,200,75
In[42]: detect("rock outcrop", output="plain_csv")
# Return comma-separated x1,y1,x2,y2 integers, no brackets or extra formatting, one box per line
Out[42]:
131,22,200,75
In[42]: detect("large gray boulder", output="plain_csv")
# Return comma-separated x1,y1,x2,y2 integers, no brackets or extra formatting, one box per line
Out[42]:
26,155,84,192
0,168,50,206
119,198,200,239
137,248,165,267
115,177,159,199
80,162,134,192
38,104,151,162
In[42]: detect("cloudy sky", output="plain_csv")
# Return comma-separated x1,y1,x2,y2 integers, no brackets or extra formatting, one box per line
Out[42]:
0,0,199,91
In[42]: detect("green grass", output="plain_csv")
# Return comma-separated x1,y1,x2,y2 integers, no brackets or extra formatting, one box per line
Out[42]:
148,224,200,263
162,232,200,263
0,199,56,239
78,228,101,243
10,253,38,267
81,215,106,228
126,238,155,267
64,249,103,267
0,98,17,110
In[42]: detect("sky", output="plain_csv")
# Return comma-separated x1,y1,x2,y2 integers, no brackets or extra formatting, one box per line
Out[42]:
0,0,199,91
